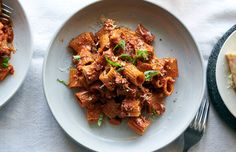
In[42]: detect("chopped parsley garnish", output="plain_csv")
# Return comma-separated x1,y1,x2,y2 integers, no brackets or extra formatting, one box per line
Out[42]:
2,63,8,68
57,78,67,86
144,70,159,81
113,39,126,50
2,57,10,68
132,57,138,65
119,54,133,62
105,56,122,68
119,53,139,65
152,108,158,116
117,50,149,65
116,67,125,72
149,108,159,121
136,49,149,60
73,55,81,61
97,114,103,127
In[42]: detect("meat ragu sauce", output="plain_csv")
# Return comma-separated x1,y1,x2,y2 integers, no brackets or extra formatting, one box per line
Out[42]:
0,19,15,81
67,19,178,135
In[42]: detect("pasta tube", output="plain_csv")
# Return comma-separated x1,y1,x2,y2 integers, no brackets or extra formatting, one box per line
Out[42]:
123,63,145,86
128,116,151,135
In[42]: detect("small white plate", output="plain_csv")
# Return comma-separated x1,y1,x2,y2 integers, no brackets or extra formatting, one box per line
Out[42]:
216,31,236,117
0,0,33,107
43,0,205,151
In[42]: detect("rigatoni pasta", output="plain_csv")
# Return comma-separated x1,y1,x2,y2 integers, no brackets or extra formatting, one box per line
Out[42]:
99,67,117,91
75,90,98,108
123,63,145,86
163,77,175,96
68,68,80,88
0,20,15,81
128,116,151,135
67,19,179,135
102,99,120,118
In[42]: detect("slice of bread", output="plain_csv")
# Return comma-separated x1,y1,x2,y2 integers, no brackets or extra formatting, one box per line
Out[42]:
226,53,236,89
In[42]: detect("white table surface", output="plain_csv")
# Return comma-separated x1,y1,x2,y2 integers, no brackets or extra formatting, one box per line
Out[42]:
1,0,236,152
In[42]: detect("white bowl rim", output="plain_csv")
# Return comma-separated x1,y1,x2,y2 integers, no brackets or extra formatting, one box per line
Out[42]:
43,0,206,151
0,1,33,108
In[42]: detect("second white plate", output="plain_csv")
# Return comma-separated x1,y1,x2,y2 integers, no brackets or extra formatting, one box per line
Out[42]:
216,31,236,117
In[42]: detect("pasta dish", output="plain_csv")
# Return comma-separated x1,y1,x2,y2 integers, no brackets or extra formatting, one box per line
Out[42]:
225,53,236,90
0,20,15,81
67,19,178,135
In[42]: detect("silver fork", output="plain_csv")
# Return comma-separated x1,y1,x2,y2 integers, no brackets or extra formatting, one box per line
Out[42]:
183,98,210,152
0,1,13,22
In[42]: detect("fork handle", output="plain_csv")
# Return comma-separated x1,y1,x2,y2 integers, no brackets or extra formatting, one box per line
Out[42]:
183,148,188,152
183,141,191,152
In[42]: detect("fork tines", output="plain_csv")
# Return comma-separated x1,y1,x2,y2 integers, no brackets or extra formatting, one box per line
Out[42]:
190,99,210,132
0,3,13,22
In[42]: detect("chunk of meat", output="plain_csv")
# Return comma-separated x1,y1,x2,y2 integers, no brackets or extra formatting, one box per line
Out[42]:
89,81,103,93
120,99,141,118
3,24,14,42
0,31,14,56
103,19,116,31
163,58,179,78
135,24,155,44
150,57,167,75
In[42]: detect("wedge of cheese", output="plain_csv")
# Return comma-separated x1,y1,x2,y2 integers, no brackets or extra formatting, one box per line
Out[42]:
226,53,236,89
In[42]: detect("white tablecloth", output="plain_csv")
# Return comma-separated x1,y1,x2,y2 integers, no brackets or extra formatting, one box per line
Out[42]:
0,0,236,152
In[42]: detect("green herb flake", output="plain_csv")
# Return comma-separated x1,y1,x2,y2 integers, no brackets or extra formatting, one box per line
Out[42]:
57,78,68,86
2,63,8,68
144,70,159,81
97,114,103,127
152,108,157,116
132,57,138,65
105,56,122,68
113,39,126,50
119,54,134,62
2,57,10,68
136,49,149,60
73,55,81,61
149,116,155,122
149,109,159,121
116,67,125,72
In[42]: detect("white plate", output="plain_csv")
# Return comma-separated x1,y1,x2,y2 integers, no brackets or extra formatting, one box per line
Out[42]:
0,0,33,107
216,31,236,117
43,0,205,151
